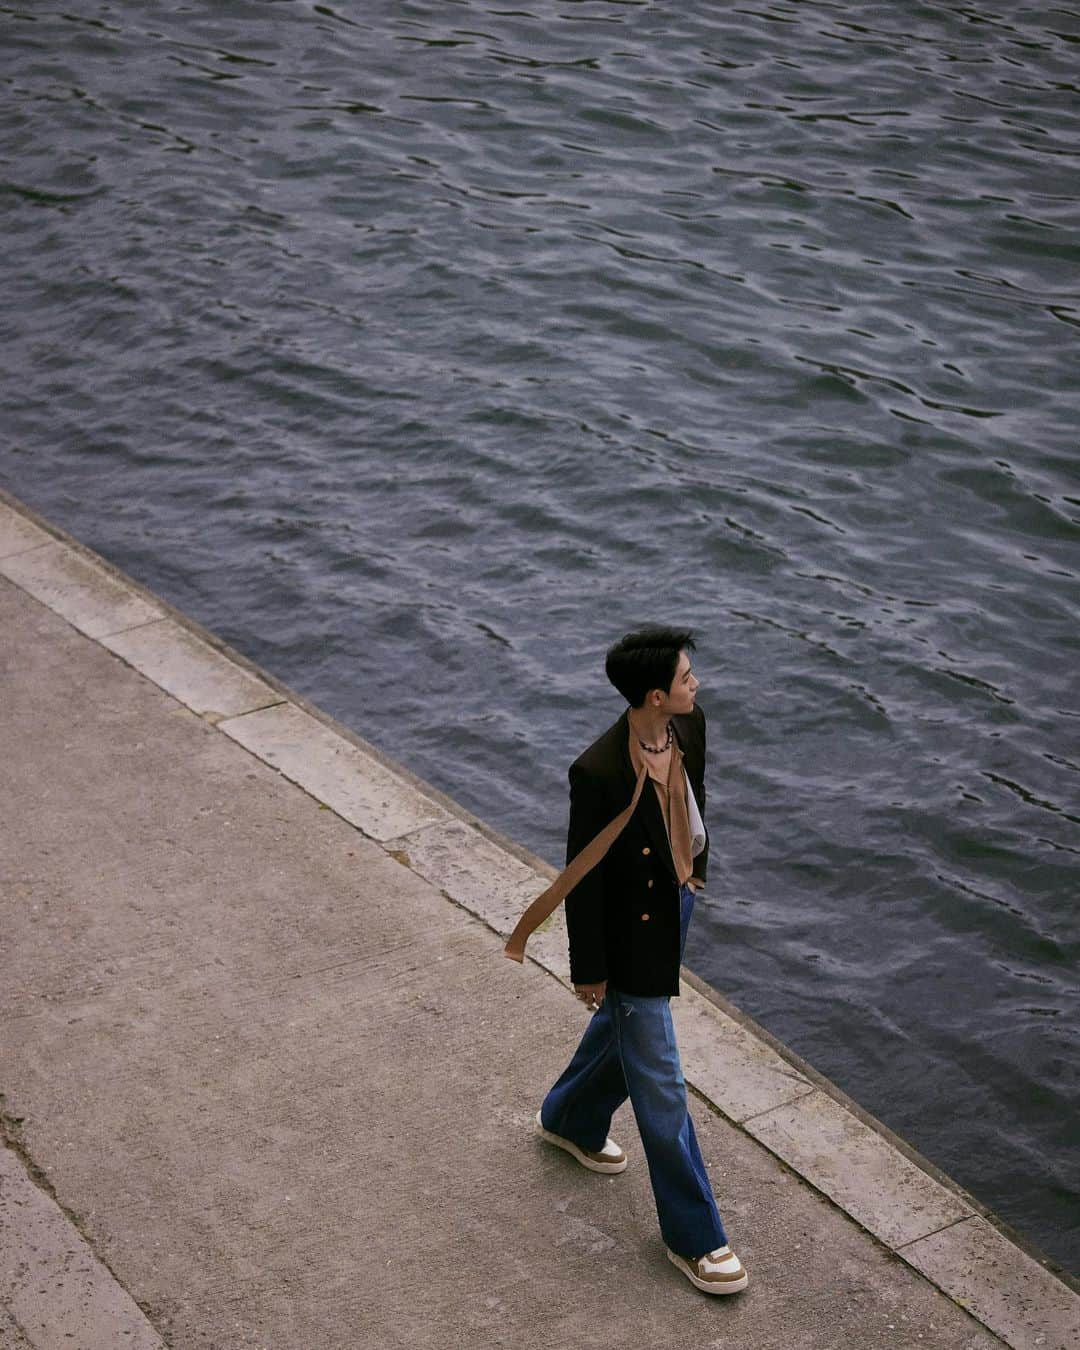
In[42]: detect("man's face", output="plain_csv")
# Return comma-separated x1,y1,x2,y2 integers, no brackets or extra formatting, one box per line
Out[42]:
655,649,699,715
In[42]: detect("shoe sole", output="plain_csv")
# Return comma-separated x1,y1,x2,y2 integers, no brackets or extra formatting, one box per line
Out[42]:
666,1248,749,1295
534,1111,627,1174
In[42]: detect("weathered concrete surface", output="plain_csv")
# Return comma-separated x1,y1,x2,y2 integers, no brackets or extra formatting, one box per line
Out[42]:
673,985,816,1123
0,540,161,639
219,701,450,841
898,1218,1080,1350
0,510,51,559
0,1146,165,1350
0,512,1075,1349
744,1089,974,1250
100,620,281,723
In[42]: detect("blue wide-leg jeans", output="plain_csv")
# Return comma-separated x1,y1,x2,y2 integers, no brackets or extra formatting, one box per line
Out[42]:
540,883,728,1259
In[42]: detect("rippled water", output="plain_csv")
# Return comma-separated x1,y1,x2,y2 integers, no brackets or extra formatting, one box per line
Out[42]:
2,0,1078,1272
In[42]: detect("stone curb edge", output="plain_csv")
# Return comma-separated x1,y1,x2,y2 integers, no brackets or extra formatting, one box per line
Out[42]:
1,487,1077,1350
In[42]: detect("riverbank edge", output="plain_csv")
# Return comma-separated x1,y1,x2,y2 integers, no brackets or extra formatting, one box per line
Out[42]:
1,485,1075,1350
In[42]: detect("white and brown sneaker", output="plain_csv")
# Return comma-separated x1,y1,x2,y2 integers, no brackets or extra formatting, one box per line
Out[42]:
534,1111,628,1174
667,1244,748,1295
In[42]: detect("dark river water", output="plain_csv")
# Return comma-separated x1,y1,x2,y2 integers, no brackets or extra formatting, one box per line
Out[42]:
2,0,1078,1273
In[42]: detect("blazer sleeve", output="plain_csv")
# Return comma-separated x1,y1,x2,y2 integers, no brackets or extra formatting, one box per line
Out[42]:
563,760,610,986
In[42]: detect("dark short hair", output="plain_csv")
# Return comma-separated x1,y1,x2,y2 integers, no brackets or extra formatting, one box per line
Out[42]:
605,627,697,708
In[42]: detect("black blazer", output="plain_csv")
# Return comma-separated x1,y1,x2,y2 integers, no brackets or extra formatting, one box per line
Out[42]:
564,705,709,997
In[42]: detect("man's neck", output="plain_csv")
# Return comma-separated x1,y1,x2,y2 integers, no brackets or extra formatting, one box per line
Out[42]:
628,704,671,750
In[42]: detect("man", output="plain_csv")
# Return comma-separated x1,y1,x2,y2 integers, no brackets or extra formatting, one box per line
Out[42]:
505,627,747,1295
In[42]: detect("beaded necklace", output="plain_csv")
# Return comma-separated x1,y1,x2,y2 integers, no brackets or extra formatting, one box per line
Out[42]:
633,719,673,755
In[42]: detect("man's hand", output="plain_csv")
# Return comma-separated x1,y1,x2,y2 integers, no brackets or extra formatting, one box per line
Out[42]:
574,980,607,1012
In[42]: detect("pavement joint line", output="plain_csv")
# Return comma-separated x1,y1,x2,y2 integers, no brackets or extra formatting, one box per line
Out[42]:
1,1133,71,1239
0,539,50,560
0,1137,165,1349
204,696,290,723
215,728,406,842
96,617,168,638
717,1105,982,1257
2,486,1077,1348
215,698,291,725
679,1087,969,1262
894,1215,976,1252
732,1086,821,1126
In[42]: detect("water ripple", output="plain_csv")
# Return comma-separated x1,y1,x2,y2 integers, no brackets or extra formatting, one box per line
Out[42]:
2,0,1078,1273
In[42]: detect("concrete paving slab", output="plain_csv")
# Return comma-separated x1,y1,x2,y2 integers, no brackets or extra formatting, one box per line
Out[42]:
0,502,51,559
219,701,450,840
394,822,825,1137
440,849,824,1139
100,617,282,721
0,1145,165,1350
673,984,817,1123
398,828,823,1132
744,1088,974,1250
386,816,547,932
0,542,161,639
898,1217,1080,1350
0,572,1014,1350
2,496,1076,1350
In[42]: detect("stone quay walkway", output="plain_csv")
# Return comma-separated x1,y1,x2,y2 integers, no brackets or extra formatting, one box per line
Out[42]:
1,489,1076,1350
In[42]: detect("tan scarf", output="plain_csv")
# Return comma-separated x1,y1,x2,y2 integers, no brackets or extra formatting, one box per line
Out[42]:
503,728,687,964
